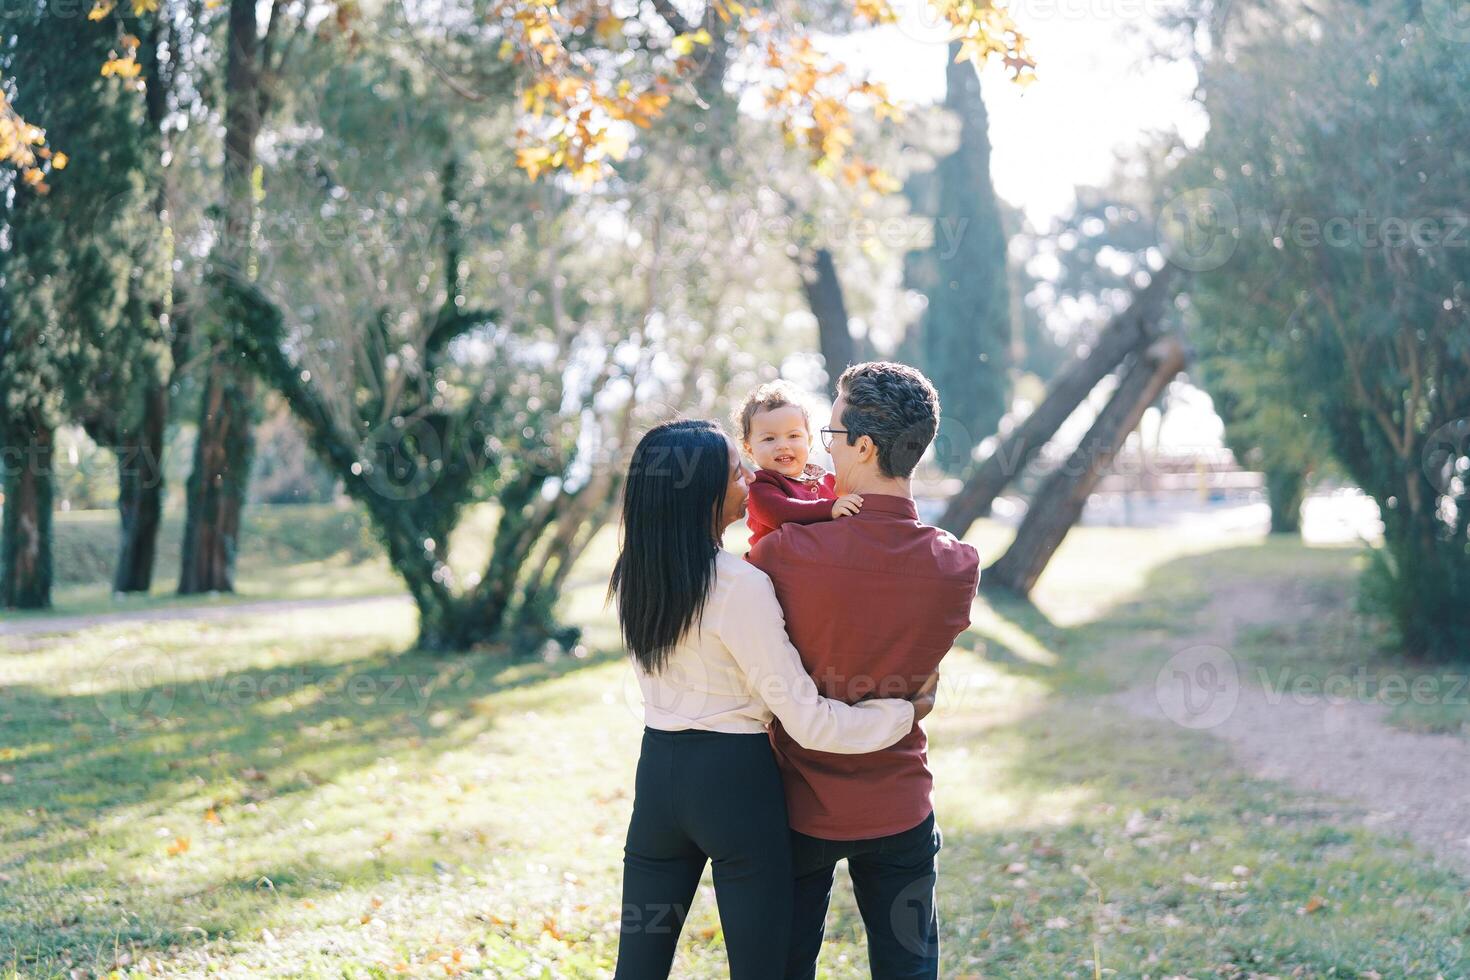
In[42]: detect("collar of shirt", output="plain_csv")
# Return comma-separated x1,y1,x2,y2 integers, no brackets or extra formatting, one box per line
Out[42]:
846,493,918,521
756,466,825,489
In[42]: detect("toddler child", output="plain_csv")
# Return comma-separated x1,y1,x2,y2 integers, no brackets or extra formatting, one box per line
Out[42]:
734,380,863,547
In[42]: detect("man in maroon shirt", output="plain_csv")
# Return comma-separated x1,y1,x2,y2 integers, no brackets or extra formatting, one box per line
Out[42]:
747,361,979,979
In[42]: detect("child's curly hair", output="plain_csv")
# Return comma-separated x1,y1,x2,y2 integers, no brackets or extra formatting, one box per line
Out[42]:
733,380,813,444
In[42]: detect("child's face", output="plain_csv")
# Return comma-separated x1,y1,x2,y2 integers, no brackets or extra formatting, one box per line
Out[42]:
744,404,810,478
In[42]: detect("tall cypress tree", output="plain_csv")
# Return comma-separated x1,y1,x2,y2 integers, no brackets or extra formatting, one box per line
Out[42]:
907,46,1012,473
0,2,166,608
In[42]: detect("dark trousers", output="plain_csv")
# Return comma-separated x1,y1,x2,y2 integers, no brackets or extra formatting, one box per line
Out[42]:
784,811,943,980
614,727,793,980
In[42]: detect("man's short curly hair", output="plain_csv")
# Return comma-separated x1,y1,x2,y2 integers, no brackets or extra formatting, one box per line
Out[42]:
835,361,941,479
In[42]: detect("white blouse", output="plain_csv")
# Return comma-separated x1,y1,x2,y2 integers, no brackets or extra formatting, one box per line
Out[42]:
633,550,915,754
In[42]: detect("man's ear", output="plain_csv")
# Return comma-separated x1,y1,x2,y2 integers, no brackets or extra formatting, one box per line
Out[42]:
856,434,877,463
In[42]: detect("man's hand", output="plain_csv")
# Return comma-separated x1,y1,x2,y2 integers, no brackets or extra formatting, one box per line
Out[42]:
910,670,940,722
831,493,864,519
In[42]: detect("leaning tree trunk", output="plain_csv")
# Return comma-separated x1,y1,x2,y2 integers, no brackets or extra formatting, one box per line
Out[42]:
0,416,55,609
797,246,858,396
985,335,1188,595
939,267,1179,536
178,0,263,595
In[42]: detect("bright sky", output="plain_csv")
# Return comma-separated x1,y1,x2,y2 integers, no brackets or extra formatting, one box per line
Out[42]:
827,0,1209,228
828,6,1226,453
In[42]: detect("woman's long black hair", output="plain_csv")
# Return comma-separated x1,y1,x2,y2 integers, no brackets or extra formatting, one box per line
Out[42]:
608,418,733,674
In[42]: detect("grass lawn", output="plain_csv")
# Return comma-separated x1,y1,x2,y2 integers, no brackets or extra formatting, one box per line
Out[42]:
33,504,401,617
2,522,1467,977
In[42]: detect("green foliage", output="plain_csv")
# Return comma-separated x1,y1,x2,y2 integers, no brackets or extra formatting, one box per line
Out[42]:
0,3,169,434
1174,0,1470,656
1191,343,1321,535
0,3,173,605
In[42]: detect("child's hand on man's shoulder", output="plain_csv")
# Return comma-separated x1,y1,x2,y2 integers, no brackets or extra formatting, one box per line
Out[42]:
831,494,863,519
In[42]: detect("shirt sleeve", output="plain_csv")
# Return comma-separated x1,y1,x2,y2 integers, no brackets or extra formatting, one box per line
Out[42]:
746,478,836,531
711,568,915,754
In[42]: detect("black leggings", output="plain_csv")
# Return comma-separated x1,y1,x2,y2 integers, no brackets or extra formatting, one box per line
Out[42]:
614,727,793,979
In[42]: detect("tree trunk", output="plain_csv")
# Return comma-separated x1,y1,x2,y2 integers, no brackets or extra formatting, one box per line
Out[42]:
1,416,54,610
178,358,256,593
939,267,1178,536
178,0,262,595
985,335,1187,595
114,383,168,593
797,246,857,396
1264,465,1306,536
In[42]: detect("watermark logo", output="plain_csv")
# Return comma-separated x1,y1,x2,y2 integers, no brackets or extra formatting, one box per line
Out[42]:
887,869,940,957
91,651,178,726
1157,188,1239,272
1422,0,1470,43
1423,417,1470,495
359,416,445,501
1154,644,1239,730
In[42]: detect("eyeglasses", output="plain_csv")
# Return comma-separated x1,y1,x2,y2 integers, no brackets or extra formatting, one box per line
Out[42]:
819,427,850,451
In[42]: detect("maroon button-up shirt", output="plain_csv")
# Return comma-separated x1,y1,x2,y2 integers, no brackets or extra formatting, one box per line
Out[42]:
746,493,980,839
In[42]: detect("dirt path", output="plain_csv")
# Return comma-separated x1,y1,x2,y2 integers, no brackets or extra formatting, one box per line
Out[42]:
1110,583,1470,873
0,594,412,640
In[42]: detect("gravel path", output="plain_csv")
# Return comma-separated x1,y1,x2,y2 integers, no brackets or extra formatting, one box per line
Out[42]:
1111,583,1470,872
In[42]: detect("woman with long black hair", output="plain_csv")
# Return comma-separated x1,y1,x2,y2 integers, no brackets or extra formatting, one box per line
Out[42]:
609,418,936,979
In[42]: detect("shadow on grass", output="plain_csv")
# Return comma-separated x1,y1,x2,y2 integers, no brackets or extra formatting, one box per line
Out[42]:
5,534,1421,976
0,638,622,970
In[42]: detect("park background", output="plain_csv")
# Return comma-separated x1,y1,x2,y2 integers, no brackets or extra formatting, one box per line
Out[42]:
1,0,1468,975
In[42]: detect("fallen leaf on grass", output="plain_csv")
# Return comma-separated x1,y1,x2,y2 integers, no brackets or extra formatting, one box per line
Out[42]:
1299,895,1327,914
166,836,190,857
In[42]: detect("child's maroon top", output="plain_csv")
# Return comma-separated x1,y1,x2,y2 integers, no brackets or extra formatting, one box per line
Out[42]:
745,466,839,546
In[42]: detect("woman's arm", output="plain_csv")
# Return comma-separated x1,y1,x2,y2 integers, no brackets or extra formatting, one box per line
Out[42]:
713,569,916,754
